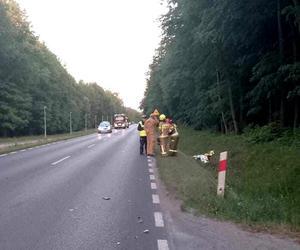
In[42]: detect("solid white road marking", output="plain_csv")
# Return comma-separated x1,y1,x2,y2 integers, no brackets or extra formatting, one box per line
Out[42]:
51,156,71,166
151,182,157,190
154,212,164,227
149,168,154,173
152,194,160,204
157,240,169,250
150,175,155,180
88,144,95,148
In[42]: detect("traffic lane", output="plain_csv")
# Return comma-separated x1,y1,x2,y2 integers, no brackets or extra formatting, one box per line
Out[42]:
0,127,162,250
0,127,135,199
0,128,133,249
0,130,130,191
35,129,163,250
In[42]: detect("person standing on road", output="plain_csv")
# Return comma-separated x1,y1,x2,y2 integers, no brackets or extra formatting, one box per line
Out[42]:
137,115,147,155
144,111,159,156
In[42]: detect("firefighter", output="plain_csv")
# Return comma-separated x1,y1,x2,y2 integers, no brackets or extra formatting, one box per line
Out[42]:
167,119,179,156
137,114,147,155
144,111,159,156
158,114,170,156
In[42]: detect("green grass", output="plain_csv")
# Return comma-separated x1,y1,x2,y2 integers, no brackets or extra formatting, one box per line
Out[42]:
0,129,96,154
157,126,300,232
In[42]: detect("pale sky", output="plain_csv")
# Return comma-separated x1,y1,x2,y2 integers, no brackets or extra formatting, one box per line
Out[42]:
16,0,168,110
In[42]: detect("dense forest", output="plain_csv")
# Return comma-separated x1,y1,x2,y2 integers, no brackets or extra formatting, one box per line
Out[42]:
142,0,300,133
0,0,130,136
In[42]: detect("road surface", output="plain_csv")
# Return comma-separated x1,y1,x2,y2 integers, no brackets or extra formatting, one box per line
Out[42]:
0,126,169,250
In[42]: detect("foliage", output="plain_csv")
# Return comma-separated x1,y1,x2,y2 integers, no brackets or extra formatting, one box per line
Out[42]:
142,0,300,132
0,0,127,136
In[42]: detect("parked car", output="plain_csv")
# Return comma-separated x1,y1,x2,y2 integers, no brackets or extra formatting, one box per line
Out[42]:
97,121,112,133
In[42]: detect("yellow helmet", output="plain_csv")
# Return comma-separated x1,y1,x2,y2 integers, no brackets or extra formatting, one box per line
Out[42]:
159,114,166,121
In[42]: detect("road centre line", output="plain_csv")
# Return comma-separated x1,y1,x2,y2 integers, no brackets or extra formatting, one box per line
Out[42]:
157,240,169,250
20,149,26,152
88,144,95,148
151,182,157,189
149,168,154,173
148,163,153,167
152,194,160,204
9,151,16,155
51,156,71,166
154,212,164,227
150,175,155,180
0,153,8,157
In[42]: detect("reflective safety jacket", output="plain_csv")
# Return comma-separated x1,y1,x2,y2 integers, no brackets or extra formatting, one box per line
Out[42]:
137,121,147,137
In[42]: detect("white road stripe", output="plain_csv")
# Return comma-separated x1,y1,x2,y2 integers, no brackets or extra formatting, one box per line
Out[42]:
0,153,8,157
151,182,157,190
157,240,169,250
9,151,16,155
51,156,71,166
154,212,164,227
150,175,155,180
88,144,95,148
149,168,154,173
20,149,26,152
148,163,152,167
152,194,160,204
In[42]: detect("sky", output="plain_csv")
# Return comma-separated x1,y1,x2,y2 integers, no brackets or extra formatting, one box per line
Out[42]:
16,0,168,110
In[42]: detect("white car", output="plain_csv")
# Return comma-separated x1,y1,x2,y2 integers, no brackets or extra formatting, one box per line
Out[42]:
98,121,112,133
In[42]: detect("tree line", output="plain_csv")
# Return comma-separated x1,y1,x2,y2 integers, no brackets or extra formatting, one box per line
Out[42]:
141,0,300,133
0,0,130,137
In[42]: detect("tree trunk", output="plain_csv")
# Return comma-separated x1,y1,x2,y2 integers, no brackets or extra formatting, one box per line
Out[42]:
294,97,299,133
277,0,284,63
228,85,238,134
216,70,228,134
268,98,272,123
280,94,285,127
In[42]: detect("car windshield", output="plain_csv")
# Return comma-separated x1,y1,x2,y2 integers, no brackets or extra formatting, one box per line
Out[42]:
115,116,124,121
99,122,110,127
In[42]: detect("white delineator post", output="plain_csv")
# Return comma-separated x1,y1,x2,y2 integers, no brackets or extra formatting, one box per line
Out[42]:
217,151,228,197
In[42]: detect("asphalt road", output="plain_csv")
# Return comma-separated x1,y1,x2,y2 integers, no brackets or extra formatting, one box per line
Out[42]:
0,126,169,250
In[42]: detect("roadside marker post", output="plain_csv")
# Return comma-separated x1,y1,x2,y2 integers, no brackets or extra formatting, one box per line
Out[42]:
217,151,227,197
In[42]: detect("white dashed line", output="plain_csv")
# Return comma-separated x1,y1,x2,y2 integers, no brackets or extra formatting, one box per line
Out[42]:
148,163,152,167
51,156,71,166
20,149,26,152
9,151,16,155
154,212,164,227
28,147,33,150
149,168,154,173
157,240,169,250
150,175,155,180
88,144,95,148
0,153,8,157
152,194,160,204
151,182,157,190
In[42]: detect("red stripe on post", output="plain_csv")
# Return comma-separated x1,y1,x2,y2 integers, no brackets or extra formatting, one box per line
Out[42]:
219,160,227,172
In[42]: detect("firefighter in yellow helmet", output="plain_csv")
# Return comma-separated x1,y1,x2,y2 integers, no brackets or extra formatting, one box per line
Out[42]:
137,114,147,155
158,114,170,156
144,110,159,156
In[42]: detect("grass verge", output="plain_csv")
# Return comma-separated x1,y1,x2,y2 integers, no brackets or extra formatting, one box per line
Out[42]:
157,126,300,234
0,129,96,154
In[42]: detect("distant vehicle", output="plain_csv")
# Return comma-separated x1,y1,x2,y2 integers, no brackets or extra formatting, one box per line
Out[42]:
98,121,112,133
113,114,129,129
